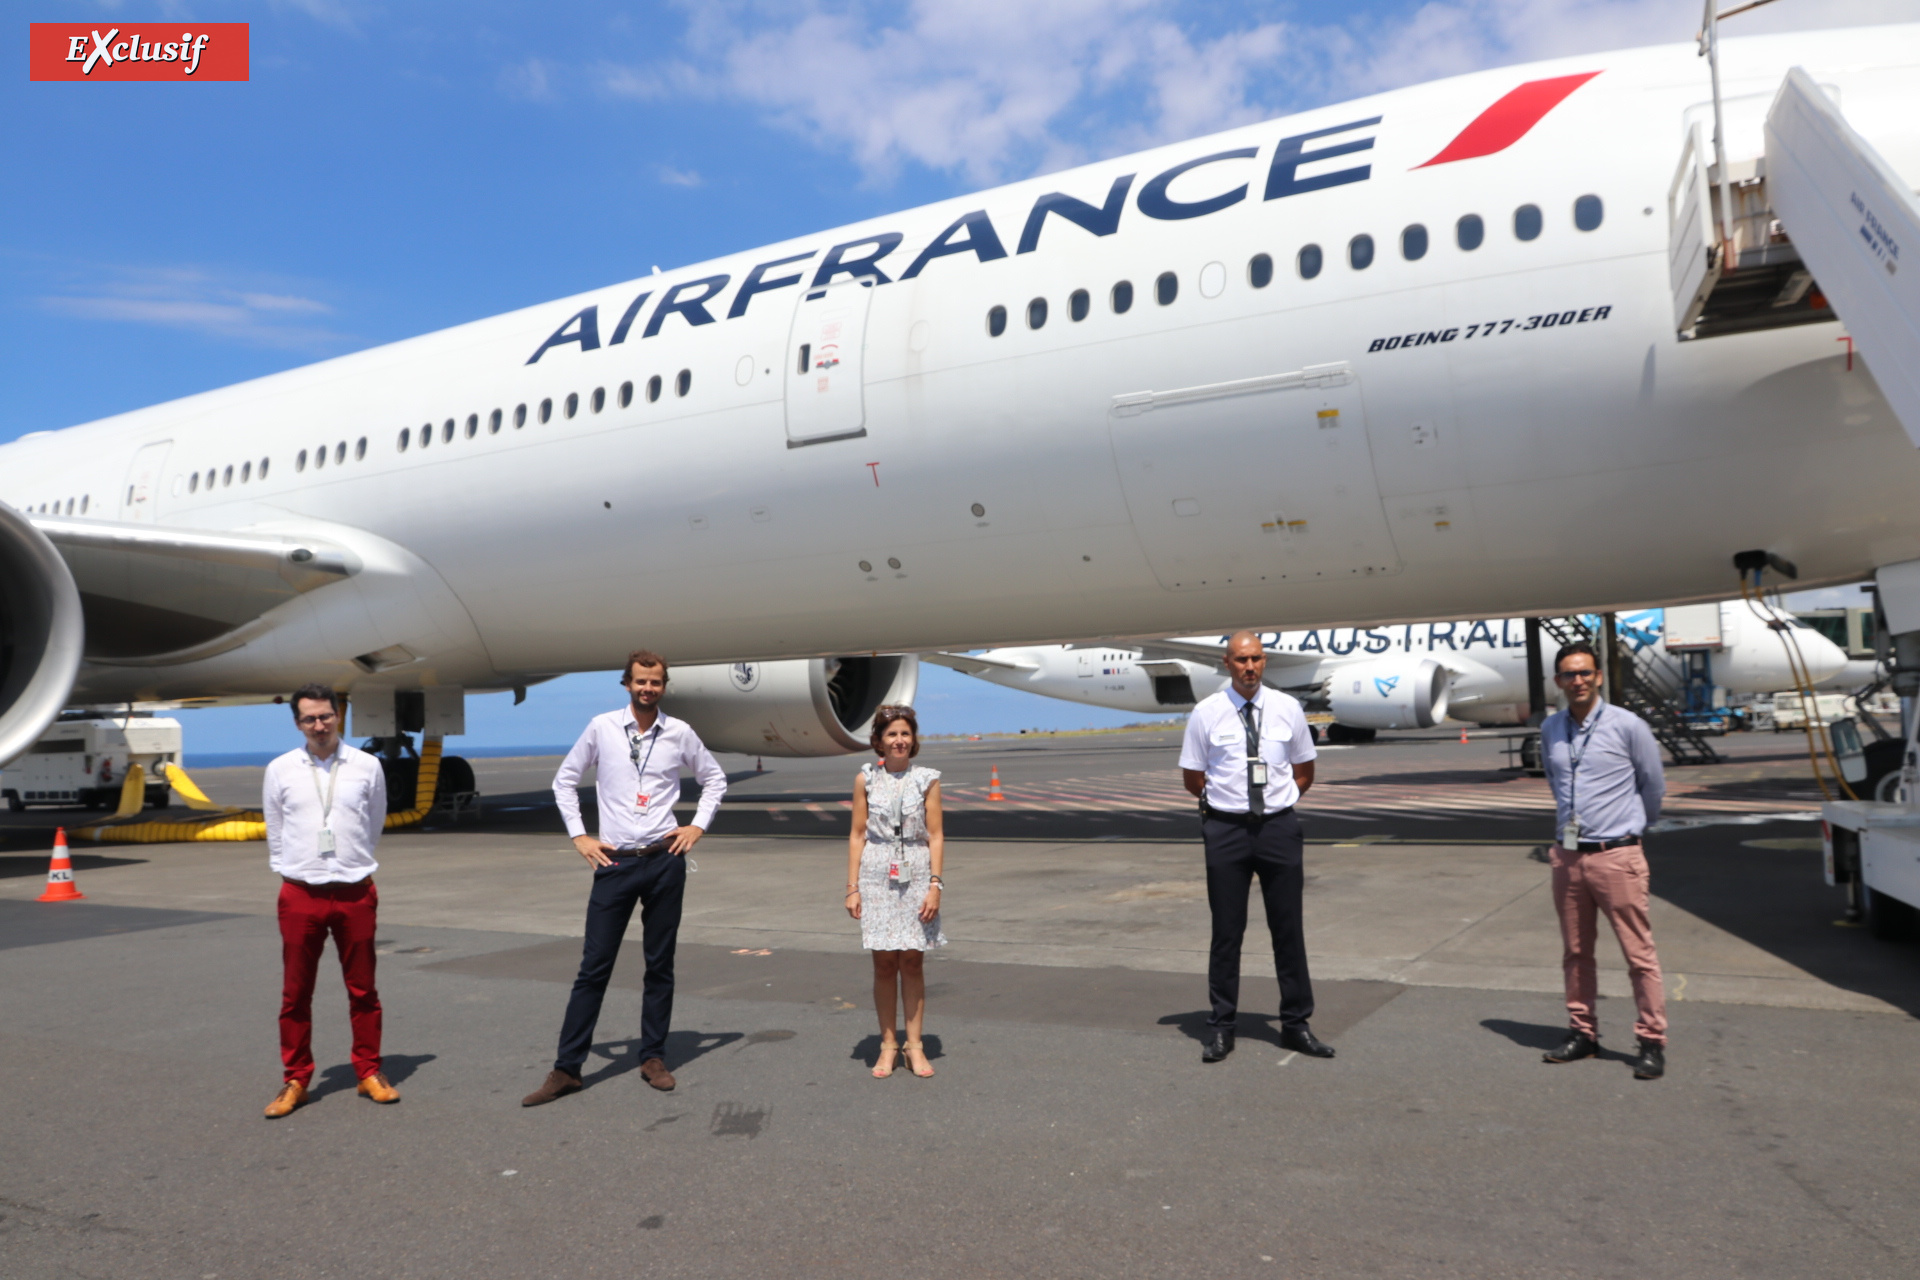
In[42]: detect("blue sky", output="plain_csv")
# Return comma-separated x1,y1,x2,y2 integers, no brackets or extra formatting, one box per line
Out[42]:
4,0,1912,753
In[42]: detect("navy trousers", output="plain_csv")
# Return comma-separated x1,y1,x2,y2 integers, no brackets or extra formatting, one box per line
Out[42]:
1202,810,1314,1031
555,848,686,1073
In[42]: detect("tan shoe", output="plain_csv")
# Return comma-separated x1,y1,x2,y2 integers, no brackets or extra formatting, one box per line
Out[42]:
639,1058,676,1091
264,1080,308,1118
356,1072,400,1104
520,1068,583,1107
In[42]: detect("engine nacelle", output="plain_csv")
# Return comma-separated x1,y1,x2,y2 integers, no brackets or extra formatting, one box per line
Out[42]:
664,655,918,757
1327,657,1450,730
0,502,84,767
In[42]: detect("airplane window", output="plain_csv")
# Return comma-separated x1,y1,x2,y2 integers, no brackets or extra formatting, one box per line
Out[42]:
592,387,606,413
1248,253,1273,288
489,408,503,433
442,418,455,443
1574,194,1603,231
648,375,663,402
398,428,411,452
1348,234,1374,270
676,369,691,397
220,465,230,487
355,437,367,460
465,413,479,439
987,305,1007,336
335,442,347,465
1155,272,1177,305
418,423,432,450
258,458,269,480
539,399,552,424
296,450,308,472
241,462,252,483
1401,224,1428,260
1456,214,1484,251
1069,289,1090,321
1514,203,1542,241
1297,244,1322,279
619,382,633,409
1111,280,1134,313
514,403,527,428
314,446,326,470
565,392,579,419
80,494,89,513
189,472,200,493
1027,297,1048,330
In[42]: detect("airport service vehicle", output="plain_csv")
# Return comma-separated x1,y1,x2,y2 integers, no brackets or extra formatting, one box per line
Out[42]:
926,601,1846,732
1,715,179,811
5,26,1920,770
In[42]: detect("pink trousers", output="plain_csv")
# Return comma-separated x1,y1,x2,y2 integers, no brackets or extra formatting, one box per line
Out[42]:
1549,844,1667,1046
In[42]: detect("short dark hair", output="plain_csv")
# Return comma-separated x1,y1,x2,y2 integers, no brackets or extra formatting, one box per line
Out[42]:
289,682,339,719
621,649,670,684
1554,641,1600,674
869,705,920,757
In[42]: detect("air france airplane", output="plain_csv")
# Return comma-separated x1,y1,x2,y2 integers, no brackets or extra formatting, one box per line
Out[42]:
926,600,1849,731
4,26,1919,762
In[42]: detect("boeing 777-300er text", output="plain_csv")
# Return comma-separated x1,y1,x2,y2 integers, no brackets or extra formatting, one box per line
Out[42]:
924,600,1849,732
4,26,1920,763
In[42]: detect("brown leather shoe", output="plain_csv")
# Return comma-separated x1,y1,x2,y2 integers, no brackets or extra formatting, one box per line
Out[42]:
520,1068,583,1107
263,1080,308,1118
639,1058,676,1091
357,1072,400,1104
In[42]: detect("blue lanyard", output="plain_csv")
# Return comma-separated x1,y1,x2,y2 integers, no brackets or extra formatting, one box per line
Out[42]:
627,721,662,787
1566,704,1603,817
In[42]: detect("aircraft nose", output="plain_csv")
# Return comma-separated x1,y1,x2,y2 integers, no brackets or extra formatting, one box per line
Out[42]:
1798,627,1848,685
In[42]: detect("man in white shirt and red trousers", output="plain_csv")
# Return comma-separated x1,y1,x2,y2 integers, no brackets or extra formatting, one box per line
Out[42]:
261,683,398,1118
523,649,727,1106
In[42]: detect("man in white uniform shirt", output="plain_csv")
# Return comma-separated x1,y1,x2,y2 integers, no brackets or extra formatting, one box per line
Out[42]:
1180,631,1331,1064
260,683,396,1118
522,650,727,1106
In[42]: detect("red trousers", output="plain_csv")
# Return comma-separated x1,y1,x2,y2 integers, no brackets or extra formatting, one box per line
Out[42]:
278,878,383,1085
1549,844,1667,1046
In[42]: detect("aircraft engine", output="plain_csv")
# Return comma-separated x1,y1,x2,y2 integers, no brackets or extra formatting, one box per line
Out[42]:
1326,656,1451,730
664,655,919,757
0,502,85,767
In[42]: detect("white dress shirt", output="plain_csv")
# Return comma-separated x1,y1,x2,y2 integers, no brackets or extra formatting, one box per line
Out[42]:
554,707,727,848
263,742,387,884
1179,686,1317,813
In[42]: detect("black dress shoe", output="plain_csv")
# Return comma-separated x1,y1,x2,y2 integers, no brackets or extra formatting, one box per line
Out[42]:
1542,1031,1599,1063
1630,1038,1666,1080
1201,1030,1235,1063
1279,1026,1336,1058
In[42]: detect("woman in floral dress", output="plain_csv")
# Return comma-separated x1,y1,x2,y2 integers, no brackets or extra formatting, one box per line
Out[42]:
845,705,944,1078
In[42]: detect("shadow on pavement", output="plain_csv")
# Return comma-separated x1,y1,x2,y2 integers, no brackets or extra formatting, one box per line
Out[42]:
0,898,239,950
580,1030,743,1086
310,1052,438,1099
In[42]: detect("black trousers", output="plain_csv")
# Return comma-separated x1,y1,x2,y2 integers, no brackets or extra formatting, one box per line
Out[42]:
1203,810,1314,1031
555,848,686,1073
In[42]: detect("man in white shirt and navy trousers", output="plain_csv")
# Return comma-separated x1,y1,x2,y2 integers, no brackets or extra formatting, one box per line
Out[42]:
523,649,727,1106
261,682,397,1118
1180,630,1332,1064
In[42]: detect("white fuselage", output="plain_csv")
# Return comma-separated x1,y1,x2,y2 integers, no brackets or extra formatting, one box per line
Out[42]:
5,29,1920,706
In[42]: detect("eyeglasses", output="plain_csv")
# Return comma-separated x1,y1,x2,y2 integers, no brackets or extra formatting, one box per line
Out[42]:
1554,669,1601,682
295,712,337,726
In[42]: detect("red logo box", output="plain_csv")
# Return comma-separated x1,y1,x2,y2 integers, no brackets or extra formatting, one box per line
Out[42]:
30,23,249,81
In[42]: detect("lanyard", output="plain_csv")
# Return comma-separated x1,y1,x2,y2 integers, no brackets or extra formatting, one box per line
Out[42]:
1238,695,1263,782
627,720,662,795
876,764,910,850
308,752,342,826
1565,703,1604,820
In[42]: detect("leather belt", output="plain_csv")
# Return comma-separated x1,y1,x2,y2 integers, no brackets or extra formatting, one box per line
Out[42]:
1203,805,1295,827
1572,836,1641,852
613,840,674,857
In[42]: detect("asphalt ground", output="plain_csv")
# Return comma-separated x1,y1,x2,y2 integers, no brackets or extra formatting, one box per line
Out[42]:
2,727,1917,1278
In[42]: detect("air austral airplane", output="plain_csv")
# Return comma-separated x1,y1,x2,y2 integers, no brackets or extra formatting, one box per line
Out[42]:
926,600,1850,731
4,25,1920,763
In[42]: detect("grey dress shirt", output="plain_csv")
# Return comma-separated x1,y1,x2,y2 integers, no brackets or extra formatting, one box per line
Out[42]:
1540,698,1665,843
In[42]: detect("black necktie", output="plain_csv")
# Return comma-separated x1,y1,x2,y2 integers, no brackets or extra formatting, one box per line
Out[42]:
1240,701,1264,816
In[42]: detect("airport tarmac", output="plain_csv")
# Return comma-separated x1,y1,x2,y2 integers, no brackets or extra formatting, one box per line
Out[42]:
2,727,1917,1278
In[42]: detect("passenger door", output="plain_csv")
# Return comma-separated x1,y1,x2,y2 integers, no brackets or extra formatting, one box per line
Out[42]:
784,280,872,448
119,440,172,522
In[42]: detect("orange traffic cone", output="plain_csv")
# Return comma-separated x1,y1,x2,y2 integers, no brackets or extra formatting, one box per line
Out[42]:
1459,727,1470,744
37,828,85,902
986,766,1006,802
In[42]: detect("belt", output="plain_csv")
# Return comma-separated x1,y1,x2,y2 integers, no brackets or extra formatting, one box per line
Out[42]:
1572,836,1641,852
613,840,674,856
1203,805,1294,827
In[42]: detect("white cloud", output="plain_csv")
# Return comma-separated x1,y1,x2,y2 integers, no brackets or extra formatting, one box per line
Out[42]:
39,264,350,352
600,0,1920,184
500,56,557,102
658,166,704,187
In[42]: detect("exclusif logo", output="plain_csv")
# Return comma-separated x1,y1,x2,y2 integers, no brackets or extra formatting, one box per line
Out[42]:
29,23,250,81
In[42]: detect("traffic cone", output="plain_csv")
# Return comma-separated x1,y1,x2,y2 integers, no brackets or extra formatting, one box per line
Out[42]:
986,766,1006,802
37,828,85,902
1459,727,1470,744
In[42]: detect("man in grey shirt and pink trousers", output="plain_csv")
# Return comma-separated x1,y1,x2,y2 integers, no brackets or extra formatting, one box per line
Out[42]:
1538,639,1669,1080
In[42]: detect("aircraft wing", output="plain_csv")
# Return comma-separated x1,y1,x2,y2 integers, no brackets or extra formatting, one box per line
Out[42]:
1766,67,1920,445
1136,638,1323,675
29,515,359,662
921,651,1038,675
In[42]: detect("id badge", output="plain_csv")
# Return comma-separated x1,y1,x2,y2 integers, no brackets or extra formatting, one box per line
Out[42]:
317,828,336,857
889,860,903,883
1560,817,1581,849
1250,761,1269,788
636,792,650,812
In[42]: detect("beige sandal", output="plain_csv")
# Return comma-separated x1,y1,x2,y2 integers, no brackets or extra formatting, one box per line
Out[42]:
904,1040,935,1078
872,1039,902,1078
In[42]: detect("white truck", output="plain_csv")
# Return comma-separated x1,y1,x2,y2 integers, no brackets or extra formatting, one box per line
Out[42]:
2,716,180,812
1823,796,1920,940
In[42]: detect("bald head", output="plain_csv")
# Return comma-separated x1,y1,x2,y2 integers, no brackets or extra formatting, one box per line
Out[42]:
1226,630,1264,656
1223,630,1266,697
